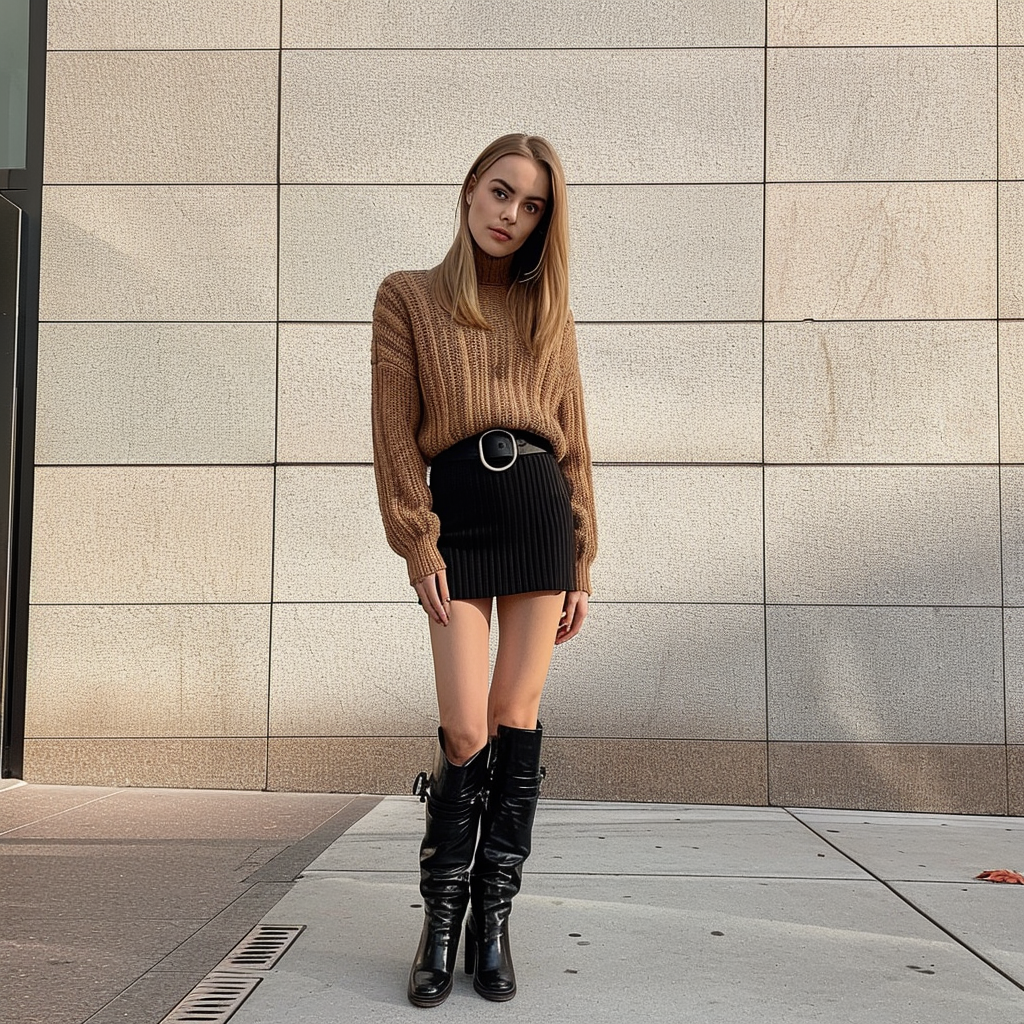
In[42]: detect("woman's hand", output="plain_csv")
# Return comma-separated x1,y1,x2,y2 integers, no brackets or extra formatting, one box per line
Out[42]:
556,590,588,644
414,569,450,626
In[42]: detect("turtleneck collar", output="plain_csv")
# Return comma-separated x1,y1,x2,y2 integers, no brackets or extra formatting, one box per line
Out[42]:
472,242,515,287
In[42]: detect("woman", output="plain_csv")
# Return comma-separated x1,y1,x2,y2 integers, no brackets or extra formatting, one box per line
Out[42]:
371,133,597,1006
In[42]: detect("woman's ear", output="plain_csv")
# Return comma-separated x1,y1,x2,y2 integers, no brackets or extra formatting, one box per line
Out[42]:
466,173,477,205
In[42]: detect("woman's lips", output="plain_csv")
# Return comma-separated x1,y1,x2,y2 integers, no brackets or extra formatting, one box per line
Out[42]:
489,228,512,242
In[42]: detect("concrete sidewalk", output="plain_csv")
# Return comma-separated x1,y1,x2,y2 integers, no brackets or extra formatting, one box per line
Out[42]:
230,798,1024,1024
3,783,1024,1023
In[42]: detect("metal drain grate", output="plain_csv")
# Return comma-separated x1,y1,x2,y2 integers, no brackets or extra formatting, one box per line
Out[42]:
158,973,261,1024
215,924,305,972
158,926,305,1024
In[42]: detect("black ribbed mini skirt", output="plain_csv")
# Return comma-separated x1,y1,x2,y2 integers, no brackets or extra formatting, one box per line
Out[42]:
428,431,576,600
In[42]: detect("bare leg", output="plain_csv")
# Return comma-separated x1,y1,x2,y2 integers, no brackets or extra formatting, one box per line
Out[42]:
427,596,493,764
487,591,565,735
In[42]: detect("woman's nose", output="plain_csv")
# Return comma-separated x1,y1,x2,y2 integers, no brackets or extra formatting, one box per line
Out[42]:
502,203,517,223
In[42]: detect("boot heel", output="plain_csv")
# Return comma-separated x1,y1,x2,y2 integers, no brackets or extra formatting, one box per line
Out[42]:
464,922,476,974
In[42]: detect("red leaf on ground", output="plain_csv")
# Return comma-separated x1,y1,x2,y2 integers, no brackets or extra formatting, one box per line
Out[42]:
975,870,1024,884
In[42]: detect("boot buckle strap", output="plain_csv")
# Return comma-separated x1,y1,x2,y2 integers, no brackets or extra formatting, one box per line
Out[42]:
413,770,429,802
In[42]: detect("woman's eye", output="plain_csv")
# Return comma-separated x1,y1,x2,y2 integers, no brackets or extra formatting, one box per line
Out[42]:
493,189,507,199
525,203,538,215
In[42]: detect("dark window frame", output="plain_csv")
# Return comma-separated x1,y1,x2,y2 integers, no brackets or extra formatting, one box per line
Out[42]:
1,0,46,778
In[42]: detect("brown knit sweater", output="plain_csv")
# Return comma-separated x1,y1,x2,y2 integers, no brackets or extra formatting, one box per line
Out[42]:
371,249,598,594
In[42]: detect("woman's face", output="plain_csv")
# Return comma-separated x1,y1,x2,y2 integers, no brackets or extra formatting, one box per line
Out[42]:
465,154,550,259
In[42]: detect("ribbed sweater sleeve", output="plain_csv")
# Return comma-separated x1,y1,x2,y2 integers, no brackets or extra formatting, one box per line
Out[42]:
370,275,447,585
556,314,598,595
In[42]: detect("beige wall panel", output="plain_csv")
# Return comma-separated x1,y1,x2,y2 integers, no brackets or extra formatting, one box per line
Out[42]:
767,742,1007,814
592,466,762,603
1002,183,1024,318
274,466,410,602
767,1,995,45
1003,610,1024,743
281,50,763,184
23,738,266,790
767,48,995,182
277,325,371,463
35,323,277,465
581,323,762,463
764,321,998,463
766,607,1004,743
47,0,279,49
282,0,765,47
765,183,997,321
39,186,277,322
1001,6,1024,43
765,467,1001,605
30,467,274,603
1000,467,1024,604
44,52,278,184
270,603,436,736
25,605,270,738
1000,322,1024,461
280,185,763,322
544,603,765,740
1001,47,1024,179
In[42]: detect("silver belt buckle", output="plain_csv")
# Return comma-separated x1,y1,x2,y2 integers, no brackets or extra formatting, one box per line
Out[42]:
478,429,518,472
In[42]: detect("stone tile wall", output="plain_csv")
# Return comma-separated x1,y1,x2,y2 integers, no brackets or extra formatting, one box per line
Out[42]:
25,0,1024,813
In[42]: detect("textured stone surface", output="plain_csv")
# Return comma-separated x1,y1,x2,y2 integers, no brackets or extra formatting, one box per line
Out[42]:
767,0,996,45
277,324,371,463
280,49,763,184
30,467,274,604
279,184,763,322
269,603,436,737
545,603,765,740
764,467,1001,605
273,466,409,602
767,47,995,182
580,323,762,463
22,738,268,789
766,606,1005,743
591,466,763,602
768,743,1007,814
1000,467,1024,605
267,736,768,804
1001,46,1024,179
36,322,277,465
765,182,996,320
267,736,437,794
1000,322,1024,462
25,605,271,738
1001,182,1024,319
44,51,278,184
39,185,277,321
764,321,998,463
47,0,280,49
281,0,766,47
1004,4,1024,44
1005,610,1024,744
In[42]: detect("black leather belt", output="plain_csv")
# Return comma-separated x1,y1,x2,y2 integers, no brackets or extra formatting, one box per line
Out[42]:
431,429,552,472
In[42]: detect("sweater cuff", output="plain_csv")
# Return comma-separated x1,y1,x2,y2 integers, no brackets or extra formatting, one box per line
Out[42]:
574,559,592,596
405,538,447,588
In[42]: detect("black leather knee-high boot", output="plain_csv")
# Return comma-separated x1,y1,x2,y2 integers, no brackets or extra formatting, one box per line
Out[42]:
465,722,543,1002
407,729,489,1008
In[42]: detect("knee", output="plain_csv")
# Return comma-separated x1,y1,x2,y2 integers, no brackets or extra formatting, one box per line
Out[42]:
440,726,488,766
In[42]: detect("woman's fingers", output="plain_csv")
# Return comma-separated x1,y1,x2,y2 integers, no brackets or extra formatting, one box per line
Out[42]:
414,571,450,625
555,590,588,644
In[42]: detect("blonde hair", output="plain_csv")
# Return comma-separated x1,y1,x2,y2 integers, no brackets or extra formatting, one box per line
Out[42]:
429,134,570,360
